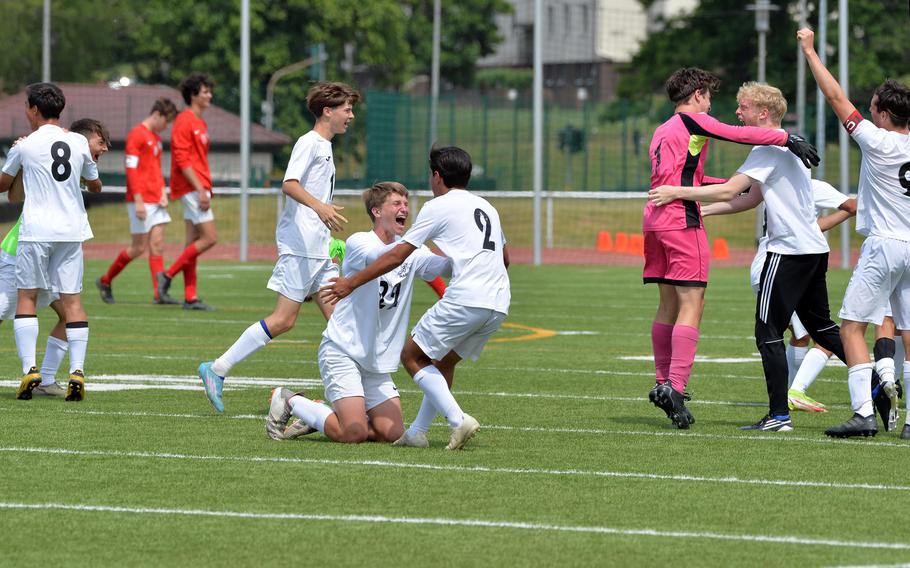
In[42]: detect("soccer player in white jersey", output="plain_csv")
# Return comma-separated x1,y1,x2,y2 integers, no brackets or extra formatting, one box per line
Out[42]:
799,28,910,438
266,182,452,444
0,83,102,402
650,82,847,432
196,82,359,412
322,146,511,450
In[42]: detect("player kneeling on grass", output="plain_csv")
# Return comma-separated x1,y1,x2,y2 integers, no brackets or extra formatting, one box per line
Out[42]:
266,182,451,444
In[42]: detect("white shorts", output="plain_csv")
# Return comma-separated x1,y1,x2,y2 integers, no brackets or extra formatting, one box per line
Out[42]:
128,202,171,234
181,191,215,225
0,263,56,320
411,298,506,361
318,338,399,410
267,255,338,303
16,241,83,294
840,236,910,329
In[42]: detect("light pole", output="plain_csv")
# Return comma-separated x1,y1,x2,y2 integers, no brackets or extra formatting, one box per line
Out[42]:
42,0,51,82
261,52,329,131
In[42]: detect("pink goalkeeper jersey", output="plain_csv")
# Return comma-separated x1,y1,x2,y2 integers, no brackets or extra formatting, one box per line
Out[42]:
643,112,788,231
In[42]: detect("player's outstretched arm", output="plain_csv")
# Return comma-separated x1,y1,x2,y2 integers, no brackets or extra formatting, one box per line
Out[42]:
282,179,348,232
798,28,856,124
817,197,857,232
320,241,416,304
701,184,763,217
649,173,753,206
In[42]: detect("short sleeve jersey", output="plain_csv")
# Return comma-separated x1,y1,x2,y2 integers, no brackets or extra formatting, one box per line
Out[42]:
846,118,910,240
169,109,211,199
737,139,829,255
277,130,335,258
402,189,510,314
1,124,97,242
323,231,451,373
125,123,165,204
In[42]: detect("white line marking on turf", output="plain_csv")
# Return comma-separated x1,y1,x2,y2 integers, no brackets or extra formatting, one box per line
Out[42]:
618,355,847,366
555,330,601,336
0,502,906,550
2,446,908,492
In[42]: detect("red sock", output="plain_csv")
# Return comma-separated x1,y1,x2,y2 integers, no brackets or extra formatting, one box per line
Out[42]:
166,243,199,278
149,255,165,300
668,325,700,393
184,256,198,302
426,277,446,299
101,249,133,285
651,322,674,385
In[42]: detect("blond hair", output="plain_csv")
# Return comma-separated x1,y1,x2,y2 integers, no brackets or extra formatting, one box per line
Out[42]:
362,181,409,222
737,82,787,124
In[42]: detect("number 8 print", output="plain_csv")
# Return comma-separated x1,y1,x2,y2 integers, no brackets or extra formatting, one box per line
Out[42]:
50,141,72,182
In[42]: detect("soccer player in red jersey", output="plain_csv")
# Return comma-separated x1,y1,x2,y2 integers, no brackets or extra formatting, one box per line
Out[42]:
96,98,178,304
157,74,217,310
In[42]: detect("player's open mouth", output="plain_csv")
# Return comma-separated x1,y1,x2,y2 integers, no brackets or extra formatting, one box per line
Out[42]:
395,214,406,226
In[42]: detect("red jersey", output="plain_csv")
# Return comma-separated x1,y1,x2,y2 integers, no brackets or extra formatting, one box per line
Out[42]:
124,123,165,204
169,109,211,199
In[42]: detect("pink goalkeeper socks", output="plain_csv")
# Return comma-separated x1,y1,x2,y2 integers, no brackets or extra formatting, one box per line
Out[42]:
668,325,700,393
651,322,674,385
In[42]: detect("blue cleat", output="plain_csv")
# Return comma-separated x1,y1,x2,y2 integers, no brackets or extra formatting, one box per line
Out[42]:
198,361,225,413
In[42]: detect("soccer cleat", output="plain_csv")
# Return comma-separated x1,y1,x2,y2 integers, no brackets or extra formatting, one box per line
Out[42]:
882,381,900,432
156,272,174,304
183,299,215,311
265,387,295,440
740,414,793,432
871,372,899,432
649,383,673,418
650,383,693,429
33,382,66,397
902,424,910,440
66,370,85,402
282,419,317,440
95,277,114,304
16,367,42,400
153,296,180,305
198,361,224,413
392,430,430,448
787,389,827,413
446,414,480,450
824,413,878,438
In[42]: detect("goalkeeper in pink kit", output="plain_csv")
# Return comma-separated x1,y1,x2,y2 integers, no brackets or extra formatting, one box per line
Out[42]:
644,68,819,428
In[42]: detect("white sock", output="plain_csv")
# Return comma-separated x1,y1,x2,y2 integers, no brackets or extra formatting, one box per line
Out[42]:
13,316,39,373
407,396,440,436
289,395,333,434
894,340,905,382
790,348,830,393
786,344,809,387
40,336,68,385
905,361,910,417
414,366,463,428
212,320,272,377
847,363,874,417
66,324,89,373
875,357,896,384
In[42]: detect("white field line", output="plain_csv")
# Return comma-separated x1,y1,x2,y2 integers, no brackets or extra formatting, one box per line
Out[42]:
2,446,910,493
618,355,848,367
0,502,906,550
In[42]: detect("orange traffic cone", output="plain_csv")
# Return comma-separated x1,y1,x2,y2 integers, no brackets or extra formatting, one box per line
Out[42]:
712,238,730,260
630,234,644,257
614,232,629,253
596,231,613,252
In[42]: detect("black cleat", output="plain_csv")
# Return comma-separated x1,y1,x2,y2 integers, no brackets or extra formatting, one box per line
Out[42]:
825,413,878,439
740,414,793,432
649,383,693,429
156,272,175,304
902,424,910,440
649,383,673,418
183,299,215,311
95,277,115,304
153,296,180,305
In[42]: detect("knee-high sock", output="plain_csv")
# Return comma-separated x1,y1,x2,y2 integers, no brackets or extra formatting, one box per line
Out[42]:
414,365,463,428
406,396,439,436
786,344,809,387
289,394,333,434
149,255,165,300
101,249,133,285
166,243,199,279
184,256,198,301
212,320,273,377
847,363,874,417
66,322,89,374
894,340,905,382
790,347,830,394
873,338,896,384
668,325,699,393
651,322,674,385
40,336,68,385
13,315,39,373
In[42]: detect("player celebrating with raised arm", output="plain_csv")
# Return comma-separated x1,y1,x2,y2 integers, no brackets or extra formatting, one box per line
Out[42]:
197,82,358,413
644,68,820,429
266,182,451,444
97,98,178,305
650,82,849,432
798,28,910,438
322,146,510,451
0,83,102,402
156,74,217,311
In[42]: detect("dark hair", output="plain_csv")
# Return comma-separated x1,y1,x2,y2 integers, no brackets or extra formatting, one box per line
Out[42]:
307,82,360,118
26,82,66,119
179,73,214,105
150,97,178,121
69,118,111,148
362,181,409,223
429,146,472,189
873,79,910,128
665,68,721,105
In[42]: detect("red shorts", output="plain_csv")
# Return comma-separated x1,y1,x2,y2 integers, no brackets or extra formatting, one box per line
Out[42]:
643,227,709,287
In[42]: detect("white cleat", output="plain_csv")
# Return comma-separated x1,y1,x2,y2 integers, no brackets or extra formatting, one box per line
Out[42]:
265,387,294,440
392,430,429,448
883,381,900,431
445,414,480,451
282,419,317,440
32,382,66,397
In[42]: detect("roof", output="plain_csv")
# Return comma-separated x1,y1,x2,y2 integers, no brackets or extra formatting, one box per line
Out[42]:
0,83,291,148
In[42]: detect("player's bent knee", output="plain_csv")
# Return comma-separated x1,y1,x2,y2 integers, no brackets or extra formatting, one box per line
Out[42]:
339,423,369,444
